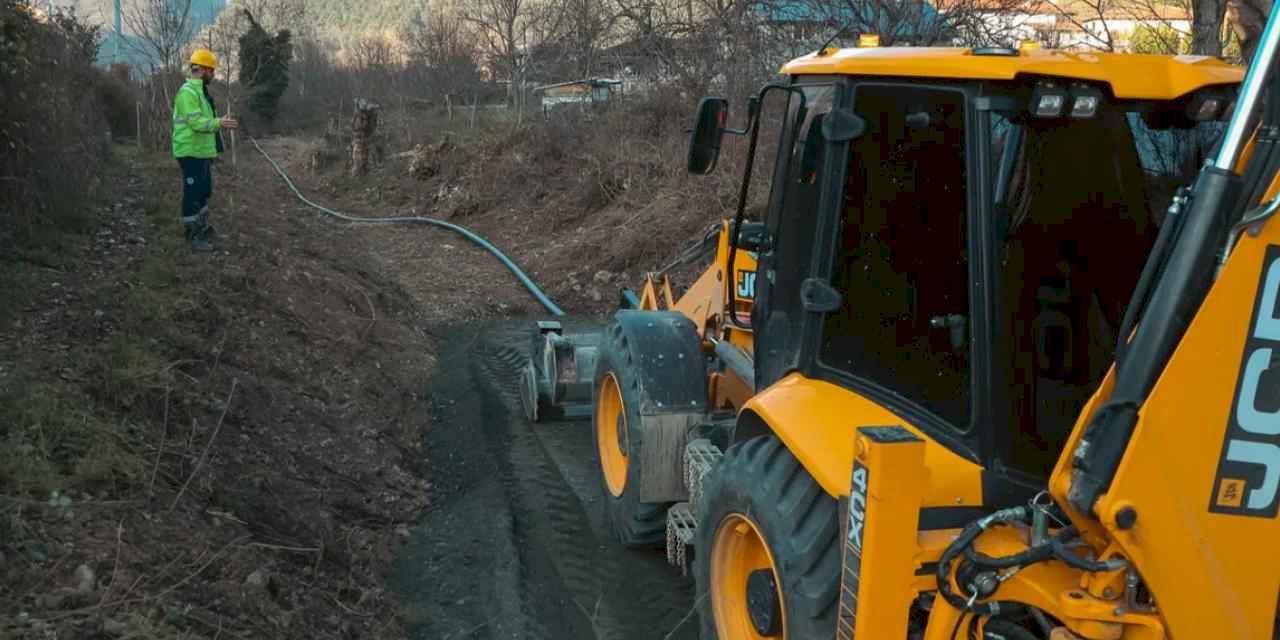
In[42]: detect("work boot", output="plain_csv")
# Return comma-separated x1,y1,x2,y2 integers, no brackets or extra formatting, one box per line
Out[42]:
184,223,213,252
196,209,218,243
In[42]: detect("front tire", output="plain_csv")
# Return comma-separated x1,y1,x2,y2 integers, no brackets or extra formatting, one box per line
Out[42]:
593,323,671,548
694,435,841,639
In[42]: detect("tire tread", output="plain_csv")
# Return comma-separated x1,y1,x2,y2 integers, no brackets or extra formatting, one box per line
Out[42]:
693,435,841,638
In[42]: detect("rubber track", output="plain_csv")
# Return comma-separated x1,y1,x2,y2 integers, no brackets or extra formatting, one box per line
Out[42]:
472,337,699,640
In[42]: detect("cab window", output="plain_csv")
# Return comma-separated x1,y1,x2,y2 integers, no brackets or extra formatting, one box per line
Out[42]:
819,84,972,428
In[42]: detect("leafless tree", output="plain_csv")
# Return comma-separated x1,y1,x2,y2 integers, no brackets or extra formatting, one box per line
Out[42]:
1228,0,1269,61
122,0,196,71
802,0,1039,47
460,0,539,104
539,0,618,77
350,34,401,72
345,33,404,101
289,36,332,101
603,0,778,100
1030,0,1234,55
1191,0,1230,53
402,4,482,108
608,0,694,82
1026,0,1120,51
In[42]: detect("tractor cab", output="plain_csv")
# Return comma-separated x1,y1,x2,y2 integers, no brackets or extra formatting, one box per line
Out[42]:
693,46,1242,484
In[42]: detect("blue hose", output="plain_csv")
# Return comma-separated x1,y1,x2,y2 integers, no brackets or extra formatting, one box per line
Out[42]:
248,136,565,317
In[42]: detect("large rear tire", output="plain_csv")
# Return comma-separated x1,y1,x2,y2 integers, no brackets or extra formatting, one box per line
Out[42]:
694,435,841,639
593,323,671,548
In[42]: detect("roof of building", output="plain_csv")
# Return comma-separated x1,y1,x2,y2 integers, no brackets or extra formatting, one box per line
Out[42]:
780,46,1242,99
534,78,624,92
1039,0,1191,20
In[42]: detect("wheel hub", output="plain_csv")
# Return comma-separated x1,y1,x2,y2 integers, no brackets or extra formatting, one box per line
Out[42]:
595,372,629,497
615,413,628,456
746,569,782,636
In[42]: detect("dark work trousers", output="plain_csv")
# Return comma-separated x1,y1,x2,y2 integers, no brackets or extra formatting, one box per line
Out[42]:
177,157,213,238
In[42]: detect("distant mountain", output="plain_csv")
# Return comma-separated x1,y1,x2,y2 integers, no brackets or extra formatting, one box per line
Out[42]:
297,0,427,44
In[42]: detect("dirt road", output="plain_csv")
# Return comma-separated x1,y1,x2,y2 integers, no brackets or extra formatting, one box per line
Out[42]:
392,319,699,640
242,137,701,639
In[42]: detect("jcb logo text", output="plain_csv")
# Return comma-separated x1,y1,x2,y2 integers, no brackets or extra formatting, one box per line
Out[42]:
736,271,756,300
1212,247,1280,517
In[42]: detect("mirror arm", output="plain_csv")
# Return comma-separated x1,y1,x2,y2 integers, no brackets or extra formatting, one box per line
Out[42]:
726,84,807,331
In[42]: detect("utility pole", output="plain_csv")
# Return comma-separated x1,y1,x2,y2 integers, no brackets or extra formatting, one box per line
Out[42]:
113,0,122,65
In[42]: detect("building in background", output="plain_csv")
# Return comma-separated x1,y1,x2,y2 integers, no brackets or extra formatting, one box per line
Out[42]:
970,0,1193,51
535,78,625,115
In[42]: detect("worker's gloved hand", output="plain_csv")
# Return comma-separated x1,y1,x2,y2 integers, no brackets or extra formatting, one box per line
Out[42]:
220,116,239,130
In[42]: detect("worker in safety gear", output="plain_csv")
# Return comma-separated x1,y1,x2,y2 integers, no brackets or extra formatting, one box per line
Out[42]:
172,48,237,252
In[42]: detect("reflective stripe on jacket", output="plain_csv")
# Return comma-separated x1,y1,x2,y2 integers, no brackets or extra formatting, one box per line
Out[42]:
172,78,220,159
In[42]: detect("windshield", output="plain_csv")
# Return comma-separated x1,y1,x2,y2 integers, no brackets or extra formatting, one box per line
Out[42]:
814,82,1224,474
988,101,1222,475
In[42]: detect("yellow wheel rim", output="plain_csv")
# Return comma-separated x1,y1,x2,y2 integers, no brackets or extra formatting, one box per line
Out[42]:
710,513,786,639
596,372,628,497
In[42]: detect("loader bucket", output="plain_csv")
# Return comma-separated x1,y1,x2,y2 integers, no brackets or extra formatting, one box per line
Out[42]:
519,321,601,422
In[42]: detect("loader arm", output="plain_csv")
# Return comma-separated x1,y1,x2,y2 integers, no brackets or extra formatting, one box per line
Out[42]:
1045,10,1280,637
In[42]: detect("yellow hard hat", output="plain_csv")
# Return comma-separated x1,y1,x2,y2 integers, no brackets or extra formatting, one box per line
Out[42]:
189,49,217,70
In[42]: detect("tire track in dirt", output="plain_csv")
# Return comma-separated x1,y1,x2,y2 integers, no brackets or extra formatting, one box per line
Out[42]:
473,331,699,640
395,320,697,640
474,344,624,638
393,322,569,640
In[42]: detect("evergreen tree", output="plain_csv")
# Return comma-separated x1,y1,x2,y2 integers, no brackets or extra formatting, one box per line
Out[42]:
237,10,292,123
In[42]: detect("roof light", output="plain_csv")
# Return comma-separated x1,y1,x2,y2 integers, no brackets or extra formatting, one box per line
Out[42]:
1020,39,1041,51
1221,98,1238,121
1070,95,1099,117
1068,83,1103,118
972,46,1019,56
1186,92,1223,121
1031,82,1068,118
859,34,880,47
1037,94,1066,117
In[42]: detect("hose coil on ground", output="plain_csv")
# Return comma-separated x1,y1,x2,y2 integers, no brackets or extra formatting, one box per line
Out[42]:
248,136,565,317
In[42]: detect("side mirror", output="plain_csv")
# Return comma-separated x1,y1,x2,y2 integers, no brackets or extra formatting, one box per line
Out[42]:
688,97,728,175
733,220,767,252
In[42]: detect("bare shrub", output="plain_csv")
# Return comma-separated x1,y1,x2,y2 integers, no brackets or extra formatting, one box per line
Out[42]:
134,68,187,153
0,1,116,253
97,63,142,139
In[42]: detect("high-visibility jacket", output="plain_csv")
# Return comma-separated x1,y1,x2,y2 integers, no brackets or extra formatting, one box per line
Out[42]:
171,78,221,159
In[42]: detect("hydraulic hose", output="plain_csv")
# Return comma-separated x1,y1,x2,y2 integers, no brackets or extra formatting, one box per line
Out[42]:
936,511,1126,618
983,619,1040,640
247,136,565,317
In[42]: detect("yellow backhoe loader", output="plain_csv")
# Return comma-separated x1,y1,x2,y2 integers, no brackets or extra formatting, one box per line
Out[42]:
521,17,1280,639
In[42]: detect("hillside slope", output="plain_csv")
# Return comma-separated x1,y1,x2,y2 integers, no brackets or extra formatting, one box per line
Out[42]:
0,141,471,638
